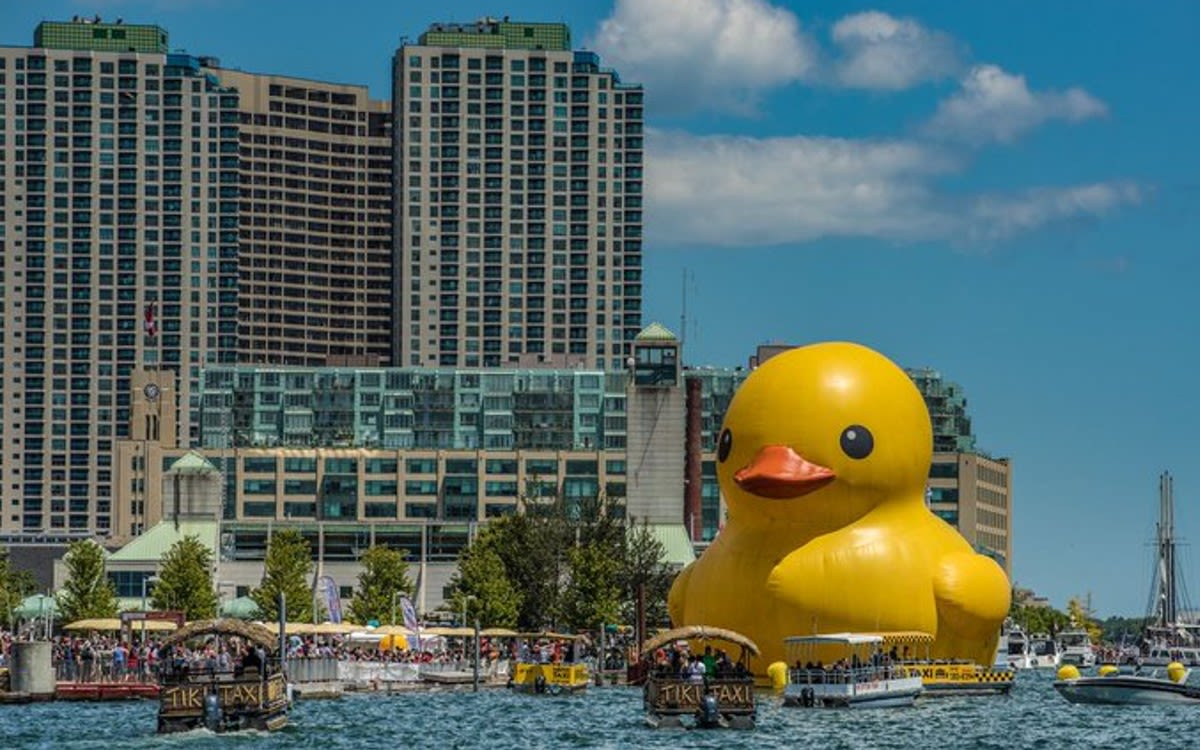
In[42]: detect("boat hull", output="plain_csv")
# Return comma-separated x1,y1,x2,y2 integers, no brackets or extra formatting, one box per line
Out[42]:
508,662,589,695
784,675,923,709
1054,676,1200,706
157,672,290,734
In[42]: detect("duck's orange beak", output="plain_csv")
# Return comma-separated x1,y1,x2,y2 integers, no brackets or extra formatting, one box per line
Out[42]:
733,445,835,499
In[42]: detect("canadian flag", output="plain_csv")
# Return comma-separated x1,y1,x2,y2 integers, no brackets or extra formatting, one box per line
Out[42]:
144,303,157,337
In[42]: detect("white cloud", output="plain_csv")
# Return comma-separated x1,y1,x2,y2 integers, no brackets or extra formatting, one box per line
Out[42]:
830,11,963,90
925,64,1108,145
966,182,1144,242
646,129,1141,247
589,0,818,114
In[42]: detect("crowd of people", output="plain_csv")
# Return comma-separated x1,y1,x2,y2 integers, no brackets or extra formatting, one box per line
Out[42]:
650,643,749,681
0,627,600,684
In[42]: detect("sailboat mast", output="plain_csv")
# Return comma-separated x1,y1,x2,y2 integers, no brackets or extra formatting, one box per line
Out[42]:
1158,471,1176,629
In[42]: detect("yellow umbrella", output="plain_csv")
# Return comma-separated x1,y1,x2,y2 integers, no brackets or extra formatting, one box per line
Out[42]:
64,618,122,631
379,633,409,651
481,628,519,637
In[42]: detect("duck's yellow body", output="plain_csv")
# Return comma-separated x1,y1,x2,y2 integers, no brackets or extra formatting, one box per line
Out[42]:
668,342,1010,668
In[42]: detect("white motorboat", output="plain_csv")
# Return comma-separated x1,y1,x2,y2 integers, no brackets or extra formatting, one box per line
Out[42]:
1029,633,1062,669
1055,663,1200,705
1058,629,1096,668
783,633,924,709
1006,626,1033,670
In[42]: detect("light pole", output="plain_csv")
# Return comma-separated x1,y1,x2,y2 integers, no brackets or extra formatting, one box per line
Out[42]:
461,594,476,628
140,574,160,645
391,590,399,626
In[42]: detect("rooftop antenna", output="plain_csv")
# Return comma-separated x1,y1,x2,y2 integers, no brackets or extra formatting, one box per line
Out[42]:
680,268,687,347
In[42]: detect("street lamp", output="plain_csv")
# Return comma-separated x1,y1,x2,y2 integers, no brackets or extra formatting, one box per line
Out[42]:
141,574,161,612
461,594,477,628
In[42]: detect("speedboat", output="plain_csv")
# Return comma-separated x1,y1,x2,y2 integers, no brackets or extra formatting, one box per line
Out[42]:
782,633,924,708
1029,633,1062,669
1058,629,1096,668
1054,663,1200,705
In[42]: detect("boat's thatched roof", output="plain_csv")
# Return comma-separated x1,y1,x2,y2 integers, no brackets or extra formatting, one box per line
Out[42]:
164,618,279,652
640,625,760,657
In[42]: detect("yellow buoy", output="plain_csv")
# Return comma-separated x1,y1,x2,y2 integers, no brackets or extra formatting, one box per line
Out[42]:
767,661,789,692
1057,664,1081,681
1097,664,1119,677
1168,662,1187,683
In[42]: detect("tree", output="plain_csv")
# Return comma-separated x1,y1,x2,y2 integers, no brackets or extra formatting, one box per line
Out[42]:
1,550,36,630
483,513,566,629
151,535,219,620
348,545,414,626
250,529,316,623
56,539,118,623
560,542,622,631
620,518,673,630
1067,596,1103,644
446,538,521,629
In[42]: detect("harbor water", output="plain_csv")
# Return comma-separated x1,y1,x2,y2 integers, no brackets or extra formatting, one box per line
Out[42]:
0,670,1191,749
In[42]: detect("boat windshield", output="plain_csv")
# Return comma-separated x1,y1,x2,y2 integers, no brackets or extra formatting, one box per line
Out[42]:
1031,640,1057,656
1007,641,1027,655
1061,632,1090,648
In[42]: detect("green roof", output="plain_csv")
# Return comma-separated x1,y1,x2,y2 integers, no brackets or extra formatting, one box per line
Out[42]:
168,450,218,475
635,322,678,342
419,20,570,51
34,21,168,54
641,523,696,567
108,519,219,563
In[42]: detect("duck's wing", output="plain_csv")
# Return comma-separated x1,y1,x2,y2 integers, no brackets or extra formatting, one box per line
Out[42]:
932,550,1011,663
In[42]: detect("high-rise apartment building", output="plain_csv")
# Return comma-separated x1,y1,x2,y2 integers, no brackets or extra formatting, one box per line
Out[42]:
391,18,644,370
1,21,241,536
210,69,393,366
1,19,396,537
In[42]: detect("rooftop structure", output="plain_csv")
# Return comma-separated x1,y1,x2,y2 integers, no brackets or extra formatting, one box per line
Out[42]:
418,18,571,51
34,19,168,54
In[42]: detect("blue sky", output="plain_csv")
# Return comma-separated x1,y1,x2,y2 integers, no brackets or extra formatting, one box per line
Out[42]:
4,0,1199,618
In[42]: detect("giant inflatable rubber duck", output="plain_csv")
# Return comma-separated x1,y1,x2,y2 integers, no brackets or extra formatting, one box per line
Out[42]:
668,341,1010,668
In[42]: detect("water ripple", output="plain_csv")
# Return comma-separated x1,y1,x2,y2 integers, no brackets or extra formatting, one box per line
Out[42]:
0,671,1194,749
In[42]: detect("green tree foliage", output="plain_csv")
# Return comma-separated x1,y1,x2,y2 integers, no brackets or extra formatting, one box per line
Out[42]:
150,535,219,620
251,529,316,623
560,543,622,631
1100,615,1152,645
445,493,674,634
620,519,673,629
348,545,414,626
56,540,119,622
482,513,565,629
1,550,37,629
446,538,521,628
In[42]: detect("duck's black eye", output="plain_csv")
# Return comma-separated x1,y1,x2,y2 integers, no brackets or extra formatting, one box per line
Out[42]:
717,429,733,462
840,425,873,460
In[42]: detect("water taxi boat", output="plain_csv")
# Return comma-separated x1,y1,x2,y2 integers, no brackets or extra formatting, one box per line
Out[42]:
156,618,289,734
1054,662,1200,705
508,632,590,695
783,633,924,708
639,625,758,730
876,631,1013,696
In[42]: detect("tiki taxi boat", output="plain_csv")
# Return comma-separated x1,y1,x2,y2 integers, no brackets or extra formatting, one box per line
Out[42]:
1054,662,1200,705
783,633,924,708
509,632,590,695
639,626,758,730
156,618,290,734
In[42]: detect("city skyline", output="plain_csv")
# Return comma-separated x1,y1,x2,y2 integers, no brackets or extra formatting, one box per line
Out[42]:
2,0,1198,619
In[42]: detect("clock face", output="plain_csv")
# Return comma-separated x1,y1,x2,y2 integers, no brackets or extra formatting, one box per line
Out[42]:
144,383,161,400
